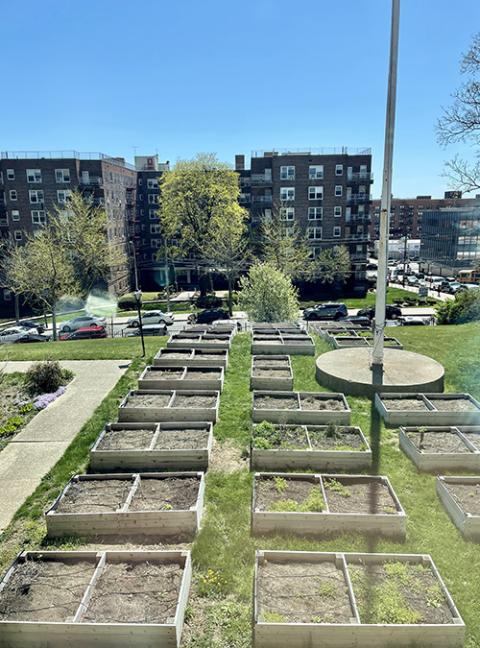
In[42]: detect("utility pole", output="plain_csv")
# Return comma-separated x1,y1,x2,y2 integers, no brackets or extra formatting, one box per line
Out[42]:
164,240,171,313
129,240,145,357
372,0,400,368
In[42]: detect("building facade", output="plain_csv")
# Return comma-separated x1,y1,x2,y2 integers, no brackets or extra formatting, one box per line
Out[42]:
236,148,373,287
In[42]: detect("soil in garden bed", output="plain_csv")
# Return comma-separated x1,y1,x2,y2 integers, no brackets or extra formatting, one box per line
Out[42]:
428,397,479,412
336,338,368,346
185,369,222,379
383,397,429,411
0,558,95,622
254,359,289,368
172,393,217,408
255,477,324,512
196,353,225,360
258,560,353,624
82,561,182,624
154,428,210,450
97,428,155,451
308,427,364,450
125,393,172,408
143,369,184,379
444,481,480,515
255,395,298,410
348,561,453,624
300,396,346,411
459,429,480,450
55,479,132,513
158,351,191,358
253,368,291,378
253,425,309,450
129,477,199,511
406,430,471,453
324,478,398,514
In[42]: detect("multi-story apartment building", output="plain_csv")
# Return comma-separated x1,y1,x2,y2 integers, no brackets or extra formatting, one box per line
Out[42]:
0,150,137,296
236,148,373,287
369,192,480,241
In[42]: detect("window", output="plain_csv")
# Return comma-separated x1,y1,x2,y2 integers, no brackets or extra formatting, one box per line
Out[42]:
57,190,71,204
31,210,46,225
280,187,295,201
360,164,368,178
147,178,158,189
14,230,23,241
334,206,342,217
335,164,343,176
307,226,322,240
308,186,323,200
335,185,343,197
280,207,295,221
9,189,17,201
11,210,20,221
148,194,158,204
280,165,295,180
138,178,143,186
264,208,272,220
150,223,161,234
309,165,323,179
3,289,12,301
149,209,158,219
29,189,44,204
6,169,15,181
308,207,323,220
151,238,162,248
26,169,42,183
55,169,70,183
333,226,341,237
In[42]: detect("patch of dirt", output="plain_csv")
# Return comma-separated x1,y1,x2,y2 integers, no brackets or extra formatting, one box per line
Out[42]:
445,481,480,515
155,428,210,450
129,477,200,511
254,358,289,368
308,427,364,450
407,431,471,453
143,368,184,379
323,478,398,514
383,398,429,411
126,393,172,408
459,429,480,450
253,425,309,449
209,438,247,473
258,560,353,624
300,396,346,411
97,428,155,450
255,477,318,511
336,338,368,346
0,558,95,621
253,368,291,377
159,351,191,358
255,395,298,410
196,352,226,360
255,335,281,341
82,561,182,624
186,369,222,379
428,397,479,412
55,479,132,513
172,394,217,408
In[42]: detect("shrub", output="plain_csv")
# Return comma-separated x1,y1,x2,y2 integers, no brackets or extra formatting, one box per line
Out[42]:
436,288,480,324
195,294,223,309
24,361,67,396
239,262,299,322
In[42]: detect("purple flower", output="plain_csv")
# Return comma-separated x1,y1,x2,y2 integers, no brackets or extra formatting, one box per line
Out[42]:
33,385,67,410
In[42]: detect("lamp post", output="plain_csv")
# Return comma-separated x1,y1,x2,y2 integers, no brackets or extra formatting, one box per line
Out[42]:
134,289,145,357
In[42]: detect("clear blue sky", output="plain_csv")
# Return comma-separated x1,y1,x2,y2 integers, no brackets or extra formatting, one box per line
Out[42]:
1,0,479,198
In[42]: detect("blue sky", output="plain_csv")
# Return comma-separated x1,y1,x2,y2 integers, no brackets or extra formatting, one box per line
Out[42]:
1,0,479,198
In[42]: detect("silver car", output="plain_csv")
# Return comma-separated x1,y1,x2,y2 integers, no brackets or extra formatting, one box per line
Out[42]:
127,310,173,328
59,315,107,333
0,326,36,343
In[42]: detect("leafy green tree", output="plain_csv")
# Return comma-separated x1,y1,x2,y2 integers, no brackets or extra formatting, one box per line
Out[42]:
313,245,351,284
238,262,299,322
437,288,480,324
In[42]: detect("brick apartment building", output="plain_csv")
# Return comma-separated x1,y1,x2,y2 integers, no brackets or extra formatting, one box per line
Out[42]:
0,151,137,299
235,148,373,289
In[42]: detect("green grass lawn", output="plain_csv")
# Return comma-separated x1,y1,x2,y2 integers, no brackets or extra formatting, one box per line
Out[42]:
300,286,437,309
1,323,480,647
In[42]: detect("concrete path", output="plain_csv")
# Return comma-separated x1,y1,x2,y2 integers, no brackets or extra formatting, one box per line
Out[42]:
0,359,130,532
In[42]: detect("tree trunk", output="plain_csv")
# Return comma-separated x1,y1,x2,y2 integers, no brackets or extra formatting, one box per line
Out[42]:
51,310,58,342
227,274,233,316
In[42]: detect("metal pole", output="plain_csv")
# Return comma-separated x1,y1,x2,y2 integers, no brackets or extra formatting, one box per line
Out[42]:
135,294,145,357
164,240,171,312
129,240,139,292
372,0,400,367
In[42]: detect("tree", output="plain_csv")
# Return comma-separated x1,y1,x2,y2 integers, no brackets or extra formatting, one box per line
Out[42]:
238,262,299,322
437,288,480,324
313,245,351,284
437,33,480,192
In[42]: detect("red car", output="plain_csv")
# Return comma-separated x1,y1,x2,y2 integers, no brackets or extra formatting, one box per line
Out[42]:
59,325,107,341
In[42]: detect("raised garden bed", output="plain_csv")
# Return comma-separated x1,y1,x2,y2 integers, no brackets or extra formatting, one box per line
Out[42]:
118,390,220,422
253,391,350,425
254,550,464,648
153,348,228,368
252,473,405,538
251,356,293,391
251,422,371,471
138,366,224,391
252,333,315,356
437,476,480,541
376,392,480,426
90,422,214,471
46,472,205,539
0,550,191,647
399,426,480,472
167,332,232,350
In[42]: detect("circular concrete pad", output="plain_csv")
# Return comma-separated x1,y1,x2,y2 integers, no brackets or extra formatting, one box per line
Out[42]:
316,347,444,397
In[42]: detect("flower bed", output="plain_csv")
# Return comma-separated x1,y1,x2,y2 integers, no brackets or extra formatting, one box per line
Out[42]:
399,426,480,472
253,391,350,425
252,332,315,356
376,392,480,426
138,366,224,391
437,476,480,541
251,356,293,391
153,348,229,368
118,390,220,422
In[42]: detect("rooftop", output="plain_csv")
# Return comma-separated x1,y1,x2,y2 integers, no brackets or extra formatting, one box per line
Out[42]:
0,150,136,170
251,147,371,157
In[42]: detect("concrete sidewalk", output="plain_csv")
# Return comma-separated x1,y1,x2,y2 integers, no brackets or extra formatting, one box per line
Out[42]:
0,359,130,531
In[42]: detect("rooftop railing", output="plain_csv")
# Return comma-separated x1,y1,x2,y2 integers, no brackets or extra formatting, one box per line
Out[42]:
1,151,136,170
252,147,371,157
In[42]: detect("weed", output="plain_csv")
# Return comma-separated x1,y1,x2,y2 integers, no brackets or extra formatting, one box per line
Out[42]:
197,568,227,597
273,476,288,494
262,611,286,623
317,580,336,598
271,487,325,512
325,478,351,497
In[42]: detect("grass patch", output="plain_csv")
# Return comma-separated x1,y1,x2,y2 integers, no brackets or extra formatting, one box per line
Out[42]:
299,287,436,310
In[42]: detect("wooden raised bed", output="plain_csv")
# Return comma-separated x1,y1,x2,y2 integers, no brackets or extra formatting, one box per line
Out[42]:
138,366,224,391
45,472,205,539
437,476,480,542
90,422,214,472
118,390,220,423
0,549,191,648
252,391,350,425
252,333,315,356
167,332,233,350
251,356,293,391
252,473,405,539
153,348,229,368
254,550,465,648
399,426,480,472
250,423,371,471
375,392,480,426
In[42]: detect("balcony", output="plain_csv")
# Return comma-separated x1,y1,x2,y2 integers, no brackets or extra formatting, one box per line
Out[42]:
251,173,273,185
346,193,370,205
0,217,8,227
251,195,273,205
79,176,103,187
347,171,374,183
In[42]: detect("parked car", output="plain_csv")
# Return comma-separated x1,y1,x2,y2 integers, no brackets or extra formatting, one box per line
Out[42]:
126,323,167,337
303,303,348,321
343,315,372,327
59,325,107,341
59,315,106,333
14,331,51,343
126,310,173,328
399,316,428,326
0,326,37,344
357,305,402,321
19,319,46,334
188,309,231,325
